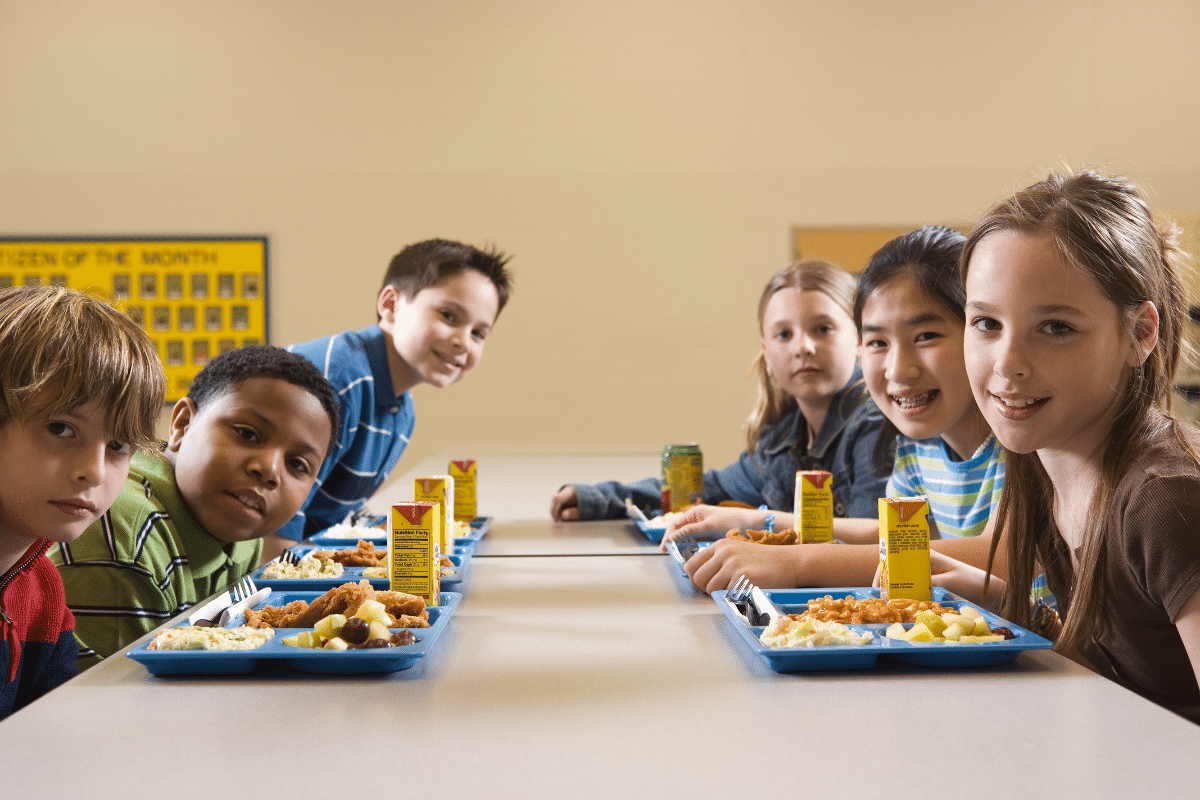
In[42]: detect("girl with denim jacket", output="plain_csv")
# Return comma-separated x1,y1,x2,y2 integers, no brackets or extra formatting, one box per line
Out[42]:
550,259,891,531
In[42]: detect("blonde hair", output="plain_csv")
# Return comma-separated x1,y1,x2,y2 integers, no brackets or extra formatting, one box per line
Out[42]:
0,285,165,450
746,258,857,453
962,169,1190,652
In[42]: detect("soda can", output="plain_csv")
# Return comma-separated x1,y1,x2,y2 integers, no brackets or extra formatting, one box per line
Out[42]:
661,443,703,514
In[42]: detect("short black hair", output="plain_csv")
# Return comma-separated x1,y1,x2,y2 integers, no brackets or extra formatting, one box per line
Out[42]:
187,345,340,455
379,238,513,315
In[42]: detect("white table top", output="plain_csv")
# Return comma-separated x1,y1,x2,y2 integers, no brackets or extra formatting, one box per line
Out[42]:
4,452,1199,798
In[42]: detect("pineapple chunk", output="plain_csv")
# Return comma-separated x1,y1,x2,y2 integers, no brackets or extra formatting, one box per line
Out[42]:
958,634,1005,643
972,616,992,636
885,622,907,640
958,605,982,620
286,631,323,649
939,613,975,629
314,613,347,642
367,620,392,643
322,637,350,650
281,634,300,647
905,622,936,642
915,610,947,637
942,621,971,641
354,599,390,628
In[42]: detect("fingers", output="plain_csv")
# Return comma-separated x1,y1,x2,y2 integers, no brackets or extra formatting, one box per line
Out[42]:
549,487,579,521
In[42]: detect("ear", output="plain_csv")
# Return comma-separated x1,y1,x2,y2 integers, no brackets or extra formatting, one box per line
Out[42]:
165,397,198,453
1128,300,1159,369
377,284,399,327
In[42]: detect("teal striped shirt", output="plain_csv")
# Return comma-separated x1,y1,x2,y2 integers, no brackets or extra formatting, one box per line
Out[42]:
886,434,1004,539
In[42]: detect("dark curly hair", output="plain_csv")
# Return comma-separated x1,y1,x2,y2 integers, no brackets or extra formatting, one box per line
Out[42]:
188,345,340,454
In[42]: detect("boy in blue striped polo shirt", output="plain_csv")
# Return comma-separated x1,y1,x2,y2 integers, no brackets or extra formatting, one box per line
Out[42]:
269,239,513,553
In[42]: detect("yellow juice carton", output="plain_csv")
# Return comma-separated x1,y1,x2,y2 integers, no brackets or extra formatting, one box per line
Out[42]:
389,501,441,607
448,459,477,521
414,475,455,555
878,496,932,601
793,470,834,543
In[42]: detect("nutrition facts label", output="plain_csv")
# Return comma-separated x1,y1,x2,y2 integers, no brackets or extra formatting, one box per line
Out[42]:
0,236,268,402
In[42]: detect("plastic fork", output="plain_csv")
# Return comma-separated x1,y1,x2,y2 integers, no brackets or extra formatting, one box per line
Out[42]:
675,533,699,561
727,575,753,624
277,549,301,566
229,575,257,603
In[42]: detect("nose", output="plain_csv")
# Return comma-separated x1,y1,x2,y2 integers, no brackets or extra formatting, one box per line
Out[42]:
74,442,108,487
993,333,1031,380
884,344,919,384
796,331,817,356
247,449,281,489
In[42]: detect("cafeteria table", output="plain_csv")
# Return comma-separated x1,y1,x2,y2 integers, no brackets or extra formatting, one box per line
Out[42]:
3,452,1200,798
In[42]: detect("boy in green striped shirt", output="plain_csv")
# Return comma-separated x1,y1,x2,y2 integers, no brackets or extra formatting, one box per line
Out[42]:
50,346,339,670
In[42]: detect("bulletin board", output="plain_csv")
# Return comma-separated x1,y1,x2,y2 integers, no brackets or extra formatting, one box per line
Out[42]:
0,236,269,402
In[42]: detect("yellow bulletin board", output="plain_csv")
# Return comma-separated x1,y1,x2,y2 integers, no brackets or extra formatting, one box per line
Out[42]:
0,236,269,402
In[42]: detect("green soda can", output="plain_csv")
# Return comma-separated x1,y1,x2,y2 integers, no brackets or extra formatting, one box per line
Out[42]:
661,443,704,514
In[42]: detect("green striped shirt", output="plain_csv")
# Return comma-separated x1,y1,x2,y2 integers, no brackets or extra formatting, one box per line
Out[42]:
49,450,262,670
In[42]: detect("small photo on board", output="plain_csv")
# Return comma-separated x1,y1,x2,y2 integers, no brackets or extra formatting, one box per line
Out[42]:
112,273,131,298
49,274,67,287
22,275,41,287
241,273,259,299
166,273,183,299
192,339,209,366
205,305,222,331
191,273,208,299
139,273,157,299
166,340,184,367
217,273,235,299
218,338,236,354
126,305,144,326
152,306,171,332
231,304,249,331
0,275,12,289
178,305,195,331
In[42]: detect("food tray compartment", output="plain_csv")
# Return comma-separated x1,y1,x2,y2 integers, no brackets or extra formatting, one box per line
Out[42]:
714,587,1053,672
252,547,471,592
634,518,666,543
127,591,460,676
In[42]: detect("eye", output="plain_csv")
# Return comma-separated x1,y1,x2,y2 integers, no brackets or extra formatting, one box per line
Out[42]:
287,456,312,476
472,328,487,342
914,330,942,344
439,309,457,323
109,440,133,455
232,425,260,443
862,338,886,351
774,329,792,341
815,324,834,336
1040,320,1074,336
970,316,1001,333
47,421,74,437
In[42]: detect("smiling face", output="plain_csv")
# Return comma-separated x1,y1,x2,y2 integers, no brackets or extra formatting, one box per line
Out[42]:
964,230,1149,462
759,288,859,415
165,377,332,545
377,269,501,396
859,274,986,459
0,397,132,566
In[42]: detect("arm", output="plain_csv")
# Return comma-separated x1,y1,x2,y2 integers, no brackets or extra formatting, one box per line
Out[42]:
1173,587,1200,690
684,538,881,594
553,476,664,521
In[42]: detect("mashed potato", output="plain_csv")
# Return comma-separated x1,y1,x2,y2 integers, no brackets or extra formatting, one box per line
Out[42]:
759,616,874,648
261,555,344,579
150,626,275,651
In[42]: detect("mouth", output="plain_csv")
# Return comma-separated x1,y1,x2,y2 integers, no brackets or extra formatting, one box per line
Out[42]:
991,392,1049,419
51,499,97,517
889,389,939,412
226,490,266,516
432,350,464,370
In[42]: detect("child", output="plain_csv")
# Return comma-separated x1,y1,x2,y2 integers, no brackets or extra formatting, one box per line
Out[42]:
51,346,339,670
270,239,513,552
951,169,1200,722
684,227,1008,593
1,286,164,718
550,258,892,529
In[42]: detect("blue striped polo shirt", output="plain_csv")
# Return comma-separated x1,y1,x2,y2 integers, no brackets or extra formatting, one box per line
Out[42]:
279,325,415,540
887,434,1005,539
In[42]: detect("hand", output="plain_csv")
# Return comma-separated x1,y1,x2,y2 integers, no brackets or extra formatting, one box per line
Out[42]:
660,504,763,551
549,486,580,521
683,537,798,594
929,550,1006,611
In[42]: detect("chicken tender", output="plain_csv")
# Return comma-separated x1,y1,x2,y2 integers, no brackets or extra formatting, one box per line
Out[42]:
244,580,430,629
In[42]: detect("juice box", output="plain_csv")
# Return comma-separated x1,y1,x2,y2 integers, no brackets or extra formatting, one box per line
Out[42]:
448,459,477,521
389,501,441,607
414,476,455,555
793,470,833,543
660,443,703,514
878,496,932,601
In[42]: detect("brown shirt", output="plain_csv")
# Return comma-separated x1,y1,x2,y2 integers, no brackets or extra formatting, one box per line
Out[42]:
1050,422,1200,723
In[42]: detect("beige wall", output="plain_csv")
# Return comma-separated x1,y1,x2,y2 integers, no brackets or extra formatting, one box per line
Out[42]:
3,0,1200,488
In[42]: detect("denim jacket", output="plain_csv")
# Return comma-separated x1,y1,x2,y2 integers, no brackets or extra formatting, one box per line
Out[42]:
572,368,892,520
